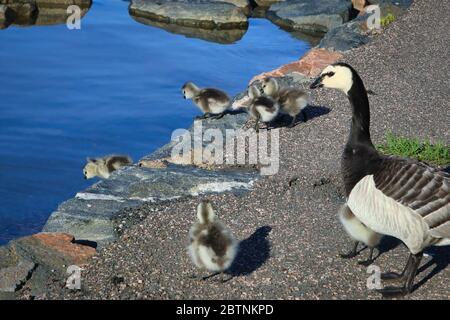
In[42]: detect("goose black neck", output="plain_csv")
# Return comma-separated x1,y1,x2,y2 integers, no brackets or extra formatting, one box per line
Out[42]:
347,71,373,148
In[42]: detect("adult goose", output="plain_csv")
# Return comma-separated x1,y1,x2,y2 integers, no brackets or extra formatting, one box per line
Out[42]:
310,62,450,296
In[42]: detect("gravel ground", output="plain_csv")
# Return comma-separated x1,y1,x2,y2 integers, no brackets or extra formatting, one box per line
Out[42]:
41,0,449,300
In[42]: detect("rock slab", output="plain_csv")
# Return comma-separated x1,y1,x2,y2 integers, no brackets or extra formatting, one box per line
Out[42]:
129,0,248,30
267,0,352,33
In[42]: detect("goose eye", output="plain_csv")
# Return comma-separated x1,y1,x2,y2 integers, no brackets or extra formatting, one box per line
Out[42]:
327,72,335,77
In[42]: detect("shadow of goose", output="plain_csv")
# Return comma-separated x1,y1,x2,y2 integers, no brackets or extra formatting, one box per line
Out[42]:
413,246,450,292
227,226,271,277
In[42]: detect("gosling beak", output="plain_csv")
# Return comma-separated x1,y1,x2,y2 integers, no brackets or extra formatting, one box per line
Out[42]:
84,175,87,180
310,75,324,89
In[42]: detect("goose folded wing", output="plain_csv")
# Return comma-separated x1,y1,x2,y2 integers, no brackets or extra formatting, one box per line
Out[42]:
373,157,450,239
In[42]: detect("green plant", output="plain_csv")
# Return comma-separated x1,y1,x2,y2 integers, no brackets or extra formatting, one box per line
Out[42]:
380,13,396,27
376,132,450,166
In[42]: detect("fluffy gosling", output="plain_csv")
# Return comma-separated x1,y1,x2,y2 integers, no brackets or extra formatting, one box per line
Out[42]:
262,77,309,127
188,201,238,282
246,85,280,132
339,204,382,266
83,155,132,179
182,82,231,120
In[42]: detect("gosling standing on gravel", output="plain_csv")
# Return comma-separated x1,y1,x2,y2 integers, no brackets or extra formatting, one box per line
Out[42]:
246,85,280,132
188,201,238,282
83,155,132,179
182,82,230,120
262,77,309,127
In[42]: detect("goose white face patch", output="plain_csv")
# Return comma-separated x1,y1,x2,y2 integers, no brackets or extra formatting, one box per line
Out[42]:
320,65,353,94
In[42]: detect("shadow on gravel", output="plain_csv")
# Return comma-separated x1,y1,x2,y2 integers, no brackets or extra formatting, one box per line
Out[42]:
270,105,331,129
414,246,450,292
377,236,402,257
227,226,271,277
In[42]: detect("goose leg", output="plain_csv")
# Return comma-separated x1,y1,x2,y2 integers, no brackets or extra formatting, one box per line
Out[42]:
358,247,376,266
340,241,359,259
380,254,413,281
377,252,423,297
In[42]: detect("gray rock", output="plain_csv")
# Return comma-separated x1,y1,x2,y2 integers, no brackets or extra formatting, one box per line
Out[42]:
267,0,352,34
254,0,280,8
318,16,369,51
129,0,248,30
214,0,251,16
44,131,257,247
0,260,35,293
0,4,15,28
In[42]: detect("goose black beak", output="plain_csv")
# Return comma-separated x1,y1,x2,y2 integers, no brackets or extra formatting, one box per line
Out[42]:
310,76,324,89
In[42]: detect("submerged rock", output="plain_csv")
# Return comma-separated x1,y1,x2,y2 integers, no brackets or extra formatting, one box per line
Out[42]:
267,0,352,34
129,0,249,30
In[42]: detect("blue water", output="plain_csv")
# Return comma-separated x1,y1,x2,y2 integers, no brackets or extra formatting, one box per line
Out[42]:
0,0,311,245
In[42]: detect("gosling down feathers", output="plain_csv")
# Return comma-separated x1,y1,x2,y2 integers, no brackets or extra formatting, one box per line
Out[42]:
246,85,280,132
188,201,238,282
262,77,309,127
182,82,230,120
83,155,132,179
310,62,450,297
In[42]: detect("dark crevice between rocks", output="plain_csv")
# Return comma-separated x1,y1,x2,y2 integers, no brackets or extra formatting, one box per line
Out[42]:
72,239,97,250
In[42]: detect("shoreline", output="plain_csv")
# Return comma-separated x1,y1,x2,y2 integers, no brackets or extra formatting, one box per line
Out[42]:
4,0,449,300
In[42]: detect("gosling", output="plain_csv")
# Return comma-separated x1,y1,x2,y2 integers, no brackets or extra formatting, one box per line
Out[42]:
83,155,132,179
246,85,280,132
262,77,309,128
182,82,231,120
188,200,238,282
339,204,382,266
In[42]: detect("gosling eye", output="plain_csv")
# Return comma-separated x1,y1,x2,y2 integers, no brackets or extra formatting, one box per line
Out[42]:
327,71,335,77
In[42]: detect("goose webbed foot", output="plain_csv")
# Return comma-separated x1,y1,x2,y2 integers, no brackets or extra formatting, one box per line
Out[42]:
376,252,423,298
376,285,409,298
358,247,376,266
340,241,359,259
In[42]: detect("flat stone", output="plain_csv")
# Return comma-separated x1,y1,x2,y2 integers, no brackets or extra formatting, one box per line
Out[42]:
0,260,35,293
267,0,352,34
129,0,248,30
250,48,344,83
214,0,251,16
254,0,280,7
